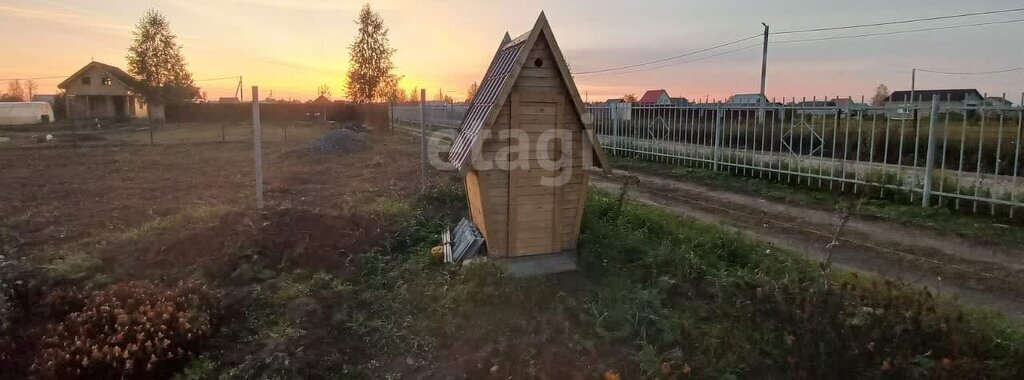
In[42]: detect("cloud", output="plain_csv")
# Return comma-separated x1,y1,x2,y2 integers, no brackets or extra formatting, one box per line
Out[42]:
169,0,413,12
0,4,130,33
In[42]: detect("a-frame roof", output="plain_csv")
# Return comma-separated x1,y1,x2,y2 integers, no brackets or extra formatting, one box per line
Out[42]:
58,61,143,91
448,12,608,172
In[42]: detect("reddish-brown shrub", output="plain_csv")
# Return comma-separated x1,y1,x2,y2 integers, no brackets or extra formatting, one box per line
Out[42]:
31,280,218,379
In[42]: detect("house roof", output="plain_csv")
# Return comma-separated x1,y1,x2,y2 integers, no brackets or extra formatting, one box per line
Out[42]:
311,95,332,105
58,61,142,91
447,12,608,172
727,93,766,104
985,96,1014,105
885,89,982,102
639,89,670,103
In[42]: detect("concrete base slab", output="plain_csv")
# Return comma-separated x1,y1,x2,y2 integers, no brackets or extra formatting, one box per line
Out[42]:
491,251,578,277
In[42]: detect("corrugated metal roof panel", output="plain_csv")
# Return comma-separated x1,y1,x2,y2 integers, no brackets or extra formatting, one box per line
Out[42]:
448,40,526,170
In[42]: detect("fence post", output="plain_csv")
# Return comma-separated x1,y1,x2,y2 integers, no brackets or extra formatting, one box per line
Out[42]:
921,94,940,208
252,86,264,209
446,101,452,128
419,89,427,192
388,100,394,135
713,104,724,171
612,109,620,156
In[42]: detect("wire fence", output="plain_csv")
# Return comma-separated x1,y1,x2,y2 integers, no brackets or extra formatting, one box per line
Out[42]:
0,121,336,148
390,102,467,130
392,94,1024,219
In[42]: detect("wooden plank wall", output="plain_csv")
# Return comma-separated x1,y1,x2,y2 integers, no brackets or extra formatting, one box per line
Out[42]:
466,31,594,257
475,103,512,256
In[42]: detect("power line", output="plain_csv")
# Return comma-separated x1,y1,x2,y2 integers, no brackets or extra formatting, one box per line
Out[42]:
574,33,762,75
917,66,1024,75
0,75,66,81
773,7,1024,34
579,43,762,77
773,18,1024,44
194,75,241,82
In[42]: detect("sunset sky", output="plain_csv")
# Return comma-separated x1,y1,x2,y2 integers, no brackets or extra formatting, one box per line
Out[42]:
1,0,1023,102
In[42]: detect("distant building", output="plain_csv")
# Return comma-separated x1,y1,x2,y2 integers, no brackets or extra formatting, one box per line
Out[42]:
218,97,240,104
671,97,690,107
309,95,329,105
984,96,1015,118
30,94,57,106
833,97,869,117
638,89,671,105
985,96,1014,107
794,100,837,116
604,98,632,121
57,61,148,121
726,93,768,106
883,89,983,120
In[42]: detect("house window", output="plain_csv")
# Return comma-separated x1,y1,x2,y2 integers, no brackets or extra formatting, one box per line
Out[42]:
101,77,112,86
82,76,91,85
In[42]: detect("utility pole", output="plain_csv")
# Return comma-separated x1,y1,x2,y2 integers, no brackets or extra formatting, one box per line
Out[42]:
237,76,245,102
758,22,769,125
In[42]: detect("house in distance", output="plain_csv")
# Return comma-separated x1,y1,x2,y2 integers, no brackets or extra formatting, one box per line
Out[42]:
58,61,148,121
883,88,984,120
448,12,609,275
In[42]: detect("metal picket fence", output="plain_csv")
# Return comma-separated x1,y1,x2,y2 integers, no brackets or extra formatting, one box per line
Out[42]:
392,94,1024,218
591,95,1024,217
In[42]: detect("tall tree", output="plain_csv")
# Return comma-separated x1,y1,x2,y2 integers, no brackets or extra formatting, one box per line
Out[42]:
317,84,332,99
408,87,419,102
465,82,479,103
871,84,890,106
345,4,398,103
126,9,199,118
622,93,638,103
4,80,25,102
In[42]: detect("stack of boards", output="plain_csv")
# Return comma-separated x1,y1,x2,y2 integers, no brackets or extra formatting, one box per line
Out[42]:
442,218,485,263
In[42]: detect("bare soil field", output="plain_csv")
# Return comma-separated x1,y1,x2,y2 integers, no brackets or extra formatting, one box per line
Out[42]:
0,124,629,378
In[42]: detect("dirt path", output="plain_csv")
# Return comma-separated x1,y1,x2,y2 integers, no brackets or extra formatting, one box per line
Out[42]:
592,169,1024,319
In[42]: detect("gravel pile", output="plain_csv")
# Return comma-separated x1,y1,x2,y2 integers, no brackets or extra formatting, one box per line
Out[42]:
308,129,368,154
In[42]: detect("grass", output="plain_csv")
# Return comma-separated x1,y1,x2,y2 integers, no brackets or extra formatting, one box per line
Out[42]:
609,155,1024,248
192,185,1024,378
575,190,1024,377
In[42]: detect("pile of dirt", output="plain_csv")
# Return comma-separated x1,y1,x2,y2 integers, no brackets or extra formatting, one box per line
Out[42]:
120,208,385,282
308,129,368,154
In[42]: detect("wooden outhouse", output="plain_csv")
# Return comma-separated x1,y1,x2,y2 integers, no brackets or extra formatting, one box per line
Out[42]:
449,13,608,262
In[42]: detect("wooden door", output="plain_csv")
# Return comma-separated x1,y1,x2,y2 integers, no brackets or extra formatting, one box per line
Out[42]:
508,92,564,256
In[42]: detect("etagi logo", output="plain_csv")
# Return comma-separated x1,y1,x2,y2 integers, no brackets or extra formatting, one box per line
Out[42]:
425,112,597,188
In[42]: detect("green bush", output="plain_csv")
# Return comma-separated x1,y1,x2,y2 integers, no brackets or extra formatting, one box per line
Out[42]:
32,280,219,379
